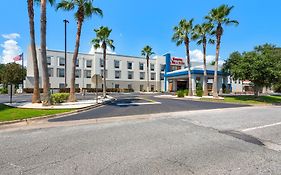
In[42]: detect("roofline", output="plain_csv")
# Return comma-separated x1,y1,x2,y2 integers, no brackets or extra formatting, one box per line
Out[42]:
165,70,225,77
40,48,155,60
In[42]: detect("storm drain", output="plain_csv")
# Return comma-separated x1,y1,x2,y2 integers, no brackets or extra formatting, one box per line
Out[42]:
219,130,265,146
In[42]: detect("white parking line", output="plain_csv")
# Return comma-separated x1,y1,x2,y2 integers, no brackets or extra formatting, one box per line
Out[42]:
116,102,161,106
242,122,281,132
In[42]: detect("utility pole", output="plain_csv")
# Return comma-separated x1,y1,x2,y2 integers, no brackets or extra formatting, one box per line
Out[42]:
63,19,69,87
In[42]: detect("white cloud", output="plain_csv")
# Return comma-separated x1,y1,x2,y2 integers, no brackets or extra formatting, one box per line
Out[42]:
189,49,215,63
89,45,116,55
2,33,20,40
0,33,22,64
189,49,224,66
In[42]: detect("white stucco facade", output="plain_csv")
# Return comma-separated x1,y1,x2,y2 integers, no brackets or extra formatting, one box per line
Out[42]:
25,47,166,92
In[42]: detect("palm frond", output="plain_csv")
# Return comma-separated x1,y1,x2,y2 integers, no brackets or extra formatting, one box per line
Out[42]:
208,39,215,45
84,1,103,18
141,45,154,57
92,26,115,51
56,0,74,11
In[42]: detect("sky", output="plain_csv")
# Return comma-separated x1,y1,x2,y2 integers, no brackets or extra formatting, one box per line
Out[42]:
1,0,281,65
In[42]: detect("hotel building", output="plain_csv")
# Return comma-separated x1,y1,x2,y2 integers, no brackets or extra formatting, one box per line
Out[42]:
25,47,166,92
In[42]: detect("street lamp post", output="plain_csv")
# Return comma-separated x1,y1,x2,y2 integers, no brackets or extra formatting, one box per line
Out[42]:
63,19,69,87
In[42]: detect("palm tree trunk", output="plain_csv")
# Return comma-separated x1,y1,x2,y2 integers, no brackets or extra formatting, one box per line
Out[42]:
213,29,221,98
203,38,208,96
69,20,83,102
146,56,150,92
28,0,40,103
103,44,107,98
185,39,193,96
40,0,50,106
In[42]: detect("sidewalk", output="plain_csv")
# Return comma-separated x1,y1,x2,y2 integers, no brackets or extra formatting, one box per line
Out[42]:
4,96,114,109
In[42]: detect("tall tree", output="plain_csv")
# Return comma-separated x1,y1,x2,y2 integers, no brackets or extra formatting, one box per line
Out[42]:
172,19,194,96
223,44,281,96
1,63,26,86
57,0,103,102
192,22,215,96
91,26,115,98
27,0,41,103
141,45,154,92
205,4,238,98
40,0,53,105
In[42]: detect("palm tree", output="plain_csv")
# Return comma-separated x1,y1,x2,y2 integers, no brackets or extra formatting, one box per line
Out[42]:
192,23,215,96
172,19,194,96
57,0,103,102
141,45,154,92
27,0,41,103
205,4,238,98
40,0,56,106
91,26,115,98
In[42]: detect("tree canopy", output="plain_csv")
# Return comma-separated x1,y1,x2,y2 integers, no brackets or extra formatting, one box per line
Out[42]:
0,63,26,86
223,44,281,94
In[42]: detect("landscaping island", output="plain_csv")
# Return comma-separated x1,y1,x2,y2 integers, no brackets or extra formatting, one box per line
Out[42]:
0,104,71,122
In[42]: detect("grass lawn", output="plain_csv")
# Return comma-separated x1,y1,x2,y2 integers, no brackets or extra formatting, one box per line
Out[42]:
0,104,72,122
201,95,281,105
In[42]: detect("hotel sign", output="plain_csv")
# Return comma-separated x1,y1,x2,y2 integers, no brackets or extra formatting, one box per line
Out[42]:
171,57,185,65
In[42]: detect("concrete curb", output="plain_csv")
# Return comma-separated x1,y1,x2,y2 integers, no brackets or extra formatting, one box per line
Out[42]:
0,98,116,126
1,106,270,132
154,95,279,106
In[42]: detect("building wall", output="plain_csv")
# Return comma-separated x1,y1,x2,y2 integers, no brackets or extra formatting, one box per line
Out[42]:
25,47,166,92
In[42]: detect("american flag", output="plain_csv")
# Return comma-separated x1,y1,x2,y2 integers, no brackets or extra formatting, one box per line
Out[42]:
13,53,23,62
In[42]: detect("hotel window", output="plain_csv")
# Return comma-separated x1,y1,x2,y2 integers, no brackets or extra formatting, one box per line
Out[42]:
160,64,165,72
151,85,155,91
127,62,133,70
115,84,120,89
101,69,108,78
57,68,65,77
150,63,155,71
128,84,132,89
140,72,145,80
75,84,79,88
100,58,104,67
84,70,91,78
47,56,52,65
139,63,144,70
75,69,81,78
114,60,120,68
115,71,121,79
86,60,92,68
76,59,79,67
151,73,156,80
48,68,53,77
128,71,134,79
59,83,65,88
58,57,65,66
86,84,91,88
160,73,164,80
140,85,144,91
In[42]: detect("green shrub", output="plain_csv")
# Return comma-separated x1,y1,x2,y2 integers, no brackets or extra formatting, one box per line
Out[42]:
183,89,189,96
222,84,227,93
23,88,43,93
59,88,80,93
51,93,70,104
273,83,281,93
176,90,185,98
196,83,203,97
0,88,8,94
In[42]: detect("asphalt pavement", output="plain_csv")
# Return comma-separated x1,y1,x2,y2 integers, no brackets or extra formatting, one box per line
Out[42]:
1,106,281,174
49,94,248,122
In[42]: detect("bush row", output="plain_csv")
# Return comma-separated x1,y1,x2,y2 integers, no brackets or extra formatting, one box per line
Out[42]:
23,88,135,94
51,93,69,104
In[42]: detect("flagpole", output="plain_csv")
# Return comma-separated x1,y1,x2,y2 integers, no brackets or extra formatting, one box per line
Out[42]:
22,53,24,90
